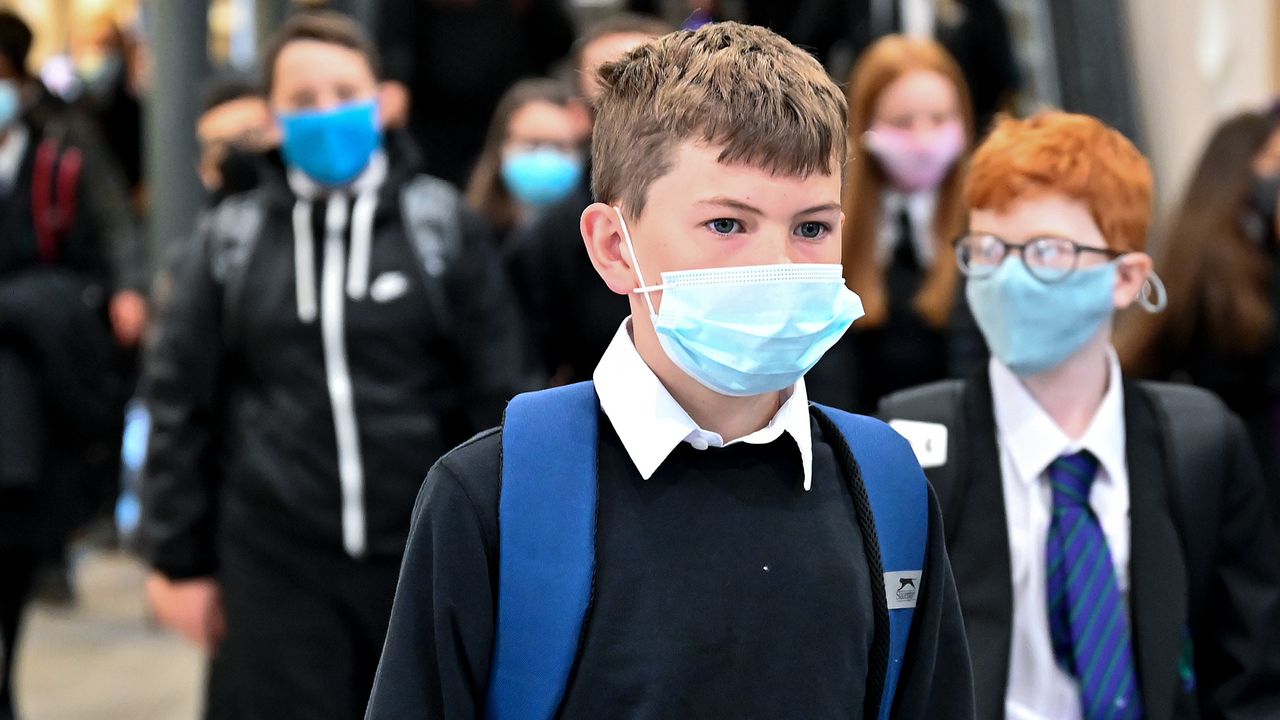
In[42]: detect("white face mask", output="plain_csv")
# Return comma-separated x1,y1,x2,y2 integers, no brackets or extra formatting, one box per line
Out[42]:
616,207,865,396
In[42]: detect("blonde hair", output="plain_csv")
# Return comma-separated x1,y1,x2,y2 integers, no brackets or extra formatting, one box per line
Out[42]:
591,22,847,216
843,35,973,329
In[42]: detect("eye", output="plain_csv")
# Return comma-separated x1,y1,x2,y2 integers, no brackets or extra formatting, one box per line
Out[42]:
795,221,830,240
706,218,743,235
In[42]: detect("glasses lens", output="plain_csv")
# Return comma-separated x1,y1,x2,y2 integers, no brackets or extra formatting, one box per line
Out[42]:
958,234,1004,276
1024,237,1076,282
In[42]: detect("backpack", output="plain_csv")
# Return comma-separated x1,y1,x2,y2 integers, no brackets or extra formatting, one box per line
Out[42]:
32,137,83,264
487,381,929,720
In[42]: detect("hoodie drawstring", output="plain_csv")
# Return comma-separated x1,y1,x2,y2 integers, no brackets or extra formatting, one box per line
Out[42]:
293,199,318,323
346,187,378,301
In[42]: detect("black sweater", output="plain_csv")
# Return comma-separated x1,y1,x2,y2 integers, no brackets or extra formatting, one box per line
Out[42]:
366,410,975,718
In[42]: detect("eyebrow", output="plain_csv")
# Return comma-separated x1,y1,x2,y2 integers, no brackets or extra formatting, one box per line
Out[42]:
695,197,842,216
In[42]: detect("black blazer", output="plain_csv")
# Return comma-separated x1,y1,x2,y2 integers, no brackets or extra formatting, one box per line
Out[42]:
881,372,1280,719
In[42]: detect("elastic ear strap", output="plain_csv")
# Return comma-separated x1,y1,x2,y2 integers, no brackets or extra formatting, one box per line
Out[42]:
613,206,657,316
1138,270,1168,313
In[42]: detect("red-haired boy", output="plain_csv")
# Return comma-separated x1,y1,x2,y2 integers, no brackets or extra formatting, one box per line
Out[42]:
883,112,1280,719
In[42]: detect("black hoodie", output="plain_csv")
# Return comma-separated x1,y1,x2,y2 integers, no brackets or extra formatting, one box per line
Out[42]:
139,131,526,578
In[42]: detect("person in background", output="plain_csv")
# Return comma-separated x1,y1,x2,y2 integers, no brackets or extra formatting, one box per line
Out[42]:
70,13,144,201
808,35,976,413
1117,111,1280,521
0,12,134,718
195,76,278,203
139,12,524,719
505,13,672,386
374,0,576,186
882,111,1280,720
789,0,1019,133
465,78,585,247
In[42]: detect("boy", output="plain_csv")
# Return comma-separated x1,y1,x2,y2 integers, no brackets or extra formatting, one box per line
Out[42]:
368,23,972,719
140,12,523,719
881,112,1280,719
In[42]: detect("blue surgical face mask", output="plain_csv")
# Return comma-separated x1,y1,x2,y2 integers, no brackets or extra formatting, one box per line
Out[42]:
966,258,1117,376
502,148,582,207
278,99,381,187
616,207,864,396
0,80,19,130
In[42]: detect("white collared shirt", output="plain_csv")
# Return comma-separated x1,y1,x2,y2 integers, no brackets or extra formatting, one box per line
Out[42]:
990,349,1130,720
0,124,29,191
877,190,938,268
593,319,815,490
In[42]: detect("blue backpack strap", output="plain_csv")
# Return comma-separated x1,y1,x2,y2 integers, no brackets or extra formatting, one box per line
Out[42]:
487,381,599,720
813,404,929,720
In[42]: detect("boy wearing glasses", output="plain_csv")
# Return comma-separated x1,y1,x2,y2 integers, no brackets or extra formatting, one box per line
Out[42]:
882,111,1280,719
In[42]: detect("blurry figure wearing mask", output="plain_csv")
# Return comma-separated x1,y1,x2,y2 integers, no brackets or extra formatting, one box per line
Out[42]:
807,35,976,412
70,14,143,198
0,11,135,719
1118,110,1280,520
466,78,585,247
196,76,278,204
505,13,673,387
139,12,524,719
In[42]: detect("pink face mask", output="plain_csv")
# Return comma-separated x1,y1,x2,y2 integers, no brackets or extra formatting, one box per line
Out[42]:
863,121,966,192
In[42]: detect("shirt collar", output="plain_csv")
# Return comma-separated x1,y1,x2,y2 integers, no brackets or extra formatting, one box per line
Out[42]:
593,319,815,489
0,124,29,188
989,347,1127,486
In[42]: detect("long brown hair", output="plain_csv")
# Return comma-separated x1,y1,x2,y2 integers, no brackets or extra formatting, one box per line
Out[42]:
843,36,974,329
465,78,575,236
1117,112,1277,372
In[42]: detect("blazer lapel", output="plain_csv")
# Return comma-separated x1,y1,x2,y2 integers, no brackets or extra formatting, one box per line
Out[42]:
1122,382,1187,720
948,371,1015,720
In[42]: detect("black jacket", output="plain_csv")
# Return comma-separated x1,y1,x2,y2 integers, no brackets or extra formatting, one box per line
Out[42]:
880,373,1280,719
140,135,526,579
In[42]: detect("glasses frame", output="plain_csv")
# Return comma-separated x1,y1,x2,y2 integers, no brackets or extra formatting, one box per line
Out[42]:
952,232,1123,283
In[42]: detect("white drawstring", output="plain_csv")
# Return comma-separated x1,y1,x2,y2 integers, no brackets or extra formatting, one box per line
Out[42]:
346,188,378,300
293,200,318,323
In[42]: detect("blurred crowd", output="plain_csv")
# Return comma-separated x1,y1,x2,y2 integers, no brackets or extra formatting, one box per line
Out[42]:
0,1,1276,719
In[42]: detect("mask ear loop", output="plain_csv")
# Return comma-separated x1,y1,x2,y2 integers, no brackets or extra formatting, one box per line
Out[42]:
613,206,660,317
1137,270,1168,313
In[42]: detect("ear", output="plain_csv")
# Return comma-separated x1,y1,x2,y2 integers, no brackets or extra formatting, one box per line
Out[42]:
377,81,410,129
581,202,639,296
1113,251,1153,310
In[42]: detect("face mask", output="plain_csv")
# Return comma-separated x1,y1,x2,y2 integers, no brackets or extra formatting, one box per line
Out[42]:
616,207,864,396
966,259,1117,376
278,99,381,187
77,52,122,98
864,121,965,192
0,80,20,130
501,148,582,207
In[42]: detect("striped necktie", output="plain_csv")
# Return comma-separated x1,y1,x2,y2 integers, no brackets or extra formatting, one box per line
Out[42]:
1045,451,1144,719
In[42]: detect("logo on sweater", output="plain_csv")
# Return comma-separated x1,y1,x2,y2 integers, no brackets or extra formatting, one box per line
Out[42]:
885,571,922,609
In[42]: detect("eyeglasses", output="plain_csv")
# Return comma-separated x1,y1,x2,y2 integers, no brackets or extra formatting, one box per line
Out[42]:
953,233,1122,283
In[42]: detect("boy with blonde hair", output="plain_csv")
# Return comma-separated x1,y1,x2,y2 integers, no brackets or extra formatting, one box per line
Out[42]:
368,23,973,719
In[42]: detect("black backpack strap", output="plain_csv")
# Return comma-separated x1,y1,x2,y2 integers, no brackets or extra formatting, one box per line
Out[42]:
205,194,265,346
399,174,462,339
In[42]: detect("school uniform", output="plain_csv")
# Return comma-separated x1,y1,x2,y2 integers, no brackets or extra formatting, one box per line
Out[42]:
366,320,975,719
880,353,1280,719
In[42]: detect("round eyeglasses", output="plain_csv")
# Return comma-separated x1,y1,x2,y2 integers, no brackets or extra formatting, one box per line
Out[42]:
953,233,1122,283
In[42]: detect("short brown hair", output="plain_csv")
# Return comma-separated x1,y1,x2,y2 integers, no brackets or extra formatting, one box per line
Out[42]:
261,11,380,95
591,22,848,216
966,112,1154,253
